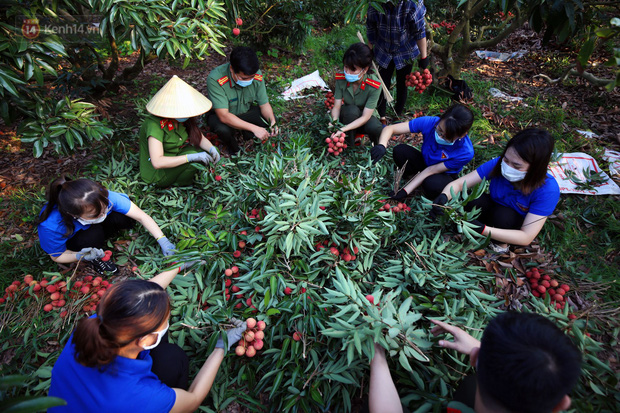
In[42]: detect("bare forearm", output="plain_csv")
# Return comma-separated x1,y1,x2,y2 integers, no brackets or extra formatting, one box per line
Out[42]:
369,346,403,413
259,105,276,126
148,267,181,289
151,154,189,170
416,37,427,59
50,250,79,263
188,349,225,404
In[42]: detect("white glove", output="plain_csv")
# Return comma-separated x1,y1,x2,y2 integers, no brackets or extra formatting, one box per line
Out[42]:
208,146,221,163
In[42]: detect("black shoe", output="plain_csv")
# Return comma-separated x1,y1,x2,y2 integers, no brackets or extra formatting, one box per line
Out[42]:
90,259,118,275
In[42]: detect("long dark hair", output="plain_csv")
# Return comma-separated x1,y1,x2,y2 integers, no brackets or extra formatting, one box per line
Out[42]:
72,280,170,368
184,117,202,148
39,176,109,237
490,128,554,195
437,104,474,141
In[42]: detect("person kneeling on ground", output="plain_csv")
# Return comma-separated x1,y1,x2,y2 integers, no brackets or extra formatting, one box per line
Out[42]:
371,104,474,201
38,176,177,274
368,312,582,413
139,75,220,188
206,46,278,154
431,128,560,250
49,264,247,412
329,42,384,146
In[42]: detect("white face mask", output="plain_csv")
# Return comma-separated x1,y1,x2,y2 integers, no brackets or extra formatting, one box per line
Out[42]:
501,159,527,182
142,321,169,350
76,202,112,225
76,214,107,225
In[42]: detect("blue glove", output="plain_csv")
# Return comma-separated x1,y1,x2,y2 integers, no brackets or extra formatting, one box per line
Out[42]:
157,236,176,257
208,146,221,163
215,318,247,351
186,152,213,164
76,247,105,261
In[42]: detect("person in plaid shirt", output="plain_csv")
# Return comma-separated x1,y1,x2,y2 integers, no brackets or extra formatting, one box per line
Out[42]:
366,0,428,122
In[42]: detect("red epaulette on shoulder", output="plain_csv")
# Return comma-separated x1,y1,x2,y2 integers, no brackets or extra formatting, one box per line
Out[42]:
217,76,229,86
335,73,345,80
253,74,263,81
365,78,381,89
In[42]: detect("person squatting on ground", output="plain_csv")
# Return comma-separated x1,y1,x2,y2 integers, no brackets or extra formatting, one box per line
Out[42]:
138,75,220,188
329,43,384,146
431,128,560,248
37,176,176,275
366,0,428,121
206,46,279,154
49,266,247,413
371,104,474,201
368,312,582,413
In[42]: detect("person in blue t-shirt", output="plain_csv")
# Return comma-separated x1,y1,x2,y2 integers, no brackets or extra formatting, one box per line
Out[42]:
37,175,176,274
432,128,560,247
371,104,474,200
49,267,247,413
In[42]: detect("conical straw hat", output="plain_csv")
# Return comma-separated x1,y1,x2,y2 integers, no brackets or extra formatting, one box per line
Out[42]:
146,75,212,118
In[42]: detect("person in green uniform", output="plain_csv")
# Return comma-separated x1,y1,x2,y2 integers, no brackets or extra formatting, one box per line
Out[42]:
330,42,384,146
139,75,219,188
206,46,278,154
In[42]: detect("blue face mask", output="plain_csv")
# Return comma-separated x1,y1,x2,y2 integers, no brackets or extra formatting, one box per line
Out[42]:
435,130,455,146
344,67,365,83
176,118,188,122
236,78,253,87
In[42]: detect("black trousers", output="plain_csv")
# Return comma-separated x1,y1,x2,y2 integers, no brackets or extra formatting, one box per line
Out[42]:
206,105,266,153
150,333,190,390
65,212,135,251
378,60,413,117
392,144,456,200
465,194,524,229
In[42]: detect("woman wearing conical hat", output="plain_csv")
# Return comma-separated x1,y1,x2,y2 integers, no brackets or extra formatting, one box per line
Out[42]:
139,75,219,187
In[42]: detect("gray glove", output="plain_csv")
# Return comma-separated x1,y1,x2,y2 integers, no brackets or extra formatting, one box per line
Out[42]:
186,151,213,164
208,146,221,163
215,318,247,351
157,236,176,257
76,247,105,261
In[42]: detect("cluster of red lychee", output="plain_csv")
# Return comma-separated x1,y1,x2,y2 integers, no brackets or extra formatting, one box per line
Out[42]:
405,69,432,94
411,110,424,118
1,272,112,317
326,132,347,156
377,200,411,214
235,318,267,357
221,265,258,313
232,17,243,36
246,208,264,221
315,240,359,262
498,11,515,21
324,91,335,110
526,267,571,311
431,21,456,34
283,285,307,295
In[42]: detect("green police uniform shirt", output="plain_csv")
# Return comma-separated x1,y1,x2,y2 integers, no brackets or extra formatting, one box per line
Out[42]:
139,115,193,183
333,72,382,118
206,63,269,116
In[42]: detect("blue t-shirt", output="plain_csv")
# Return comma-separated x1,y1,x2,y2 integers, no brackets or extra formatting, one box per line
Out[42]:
38,191,132,256
49,327,176,413
408,116,474,174
476,158,560,217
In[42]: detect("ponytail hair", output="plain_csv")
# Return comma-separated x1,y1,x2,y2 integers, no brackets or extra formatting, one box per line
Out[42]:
185,117,202,148
39,176,109,237
72,280,170,368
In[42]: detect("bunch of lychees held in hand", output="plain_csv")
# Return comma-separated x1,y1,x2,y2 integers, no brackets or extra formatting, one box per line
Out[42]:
235,318,267,357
